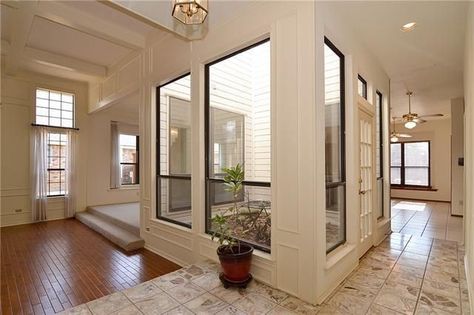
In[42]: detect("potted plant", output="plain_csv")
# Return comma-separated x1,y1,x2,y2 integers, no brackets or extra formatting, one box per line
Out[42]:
211,164,254,288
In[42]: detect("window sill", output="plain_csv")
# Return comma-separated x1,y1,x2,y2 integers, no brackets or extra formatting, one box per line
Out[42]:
109,185,140,191
47,196,65,200
391,186,437,192
326,243,356,270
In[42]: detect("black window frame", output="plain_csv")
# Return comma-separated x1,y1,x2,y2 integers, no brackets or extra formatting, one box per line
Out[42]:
376,90,384,218
390,140,431,188
324,37,346,254
358,75,368,99
119,134,140,186
47,132,67,197
156,72,192,229
205,38,271,253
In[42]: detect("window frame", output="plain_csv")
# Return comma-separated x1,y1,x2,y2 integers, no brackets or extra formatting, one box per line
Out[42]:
390,140,431,188
35,87,76,129
324,37,347,254
376,90,384,218
119,134,140,186
358,75,368,99
155,72,192,229
204,38,271,253
46,132,67,197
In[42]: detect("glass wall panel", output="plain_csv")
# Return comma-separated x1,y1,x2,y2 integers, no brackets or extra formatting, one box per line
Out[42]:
157,74,192,227
375,91,384,218
324,38,346,252
206,40,271,252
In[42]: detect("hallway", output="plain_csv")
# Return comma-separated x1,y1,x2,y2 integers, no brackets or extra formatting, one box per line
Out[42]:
319,234,469,314
391,200,464,242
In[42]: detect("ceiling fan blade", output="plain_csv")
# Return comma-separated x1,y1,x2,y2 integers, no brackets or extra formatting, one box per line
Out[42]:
398,134,412,138
414,118,427,123
418,113,444,118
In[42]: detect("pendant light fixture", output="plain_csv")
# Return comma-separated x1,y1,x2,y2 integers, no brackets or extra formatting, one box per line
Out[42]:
172,0,208,25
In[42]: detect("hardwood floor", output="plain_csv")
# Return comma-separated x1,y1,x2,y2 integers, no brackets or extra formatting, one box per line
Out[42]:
0,219,180,315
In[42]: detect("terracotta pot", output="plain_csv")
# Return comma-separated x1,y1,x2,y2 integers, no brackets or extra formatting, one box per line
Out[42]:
217,244,253,283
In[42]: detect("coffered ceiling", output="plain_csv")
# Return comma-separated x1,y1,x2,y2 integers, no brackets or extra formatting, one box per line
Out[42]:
0,1,165,83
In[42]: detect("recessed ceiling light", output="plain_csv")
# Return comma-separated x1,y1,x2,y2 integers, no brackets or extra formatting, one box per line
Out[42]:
401,22,417,32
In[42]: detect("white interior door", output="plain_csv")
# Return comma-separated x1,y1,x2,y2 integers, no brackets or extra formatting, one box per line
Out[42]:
359,108,375,257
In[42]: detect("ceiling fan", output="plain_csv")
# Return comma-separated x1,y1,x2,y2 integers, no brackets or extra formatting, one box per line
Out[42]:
390,110,412,142
395,91,444,129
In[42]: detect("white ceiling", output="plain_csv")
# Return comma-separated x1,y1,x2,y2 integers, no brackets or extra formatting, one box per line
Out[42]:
328,1,468,119
27,17,132,68
0,1,164,83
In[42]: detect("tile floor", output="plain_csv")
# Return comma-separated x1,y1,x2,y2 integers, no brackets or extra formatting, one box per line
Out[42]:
391,200,463,242
60,200,470,315
60,233,470,315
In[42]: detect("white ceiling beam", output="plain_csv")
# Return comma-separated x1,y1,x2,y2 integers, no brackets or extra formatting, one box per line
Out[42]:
23,46,107,77
4,2,34,75
33,1,146,50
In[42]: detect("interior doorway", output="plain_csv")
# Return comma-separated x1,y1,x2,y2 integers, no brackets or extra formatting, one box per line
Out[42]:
358,105,375,257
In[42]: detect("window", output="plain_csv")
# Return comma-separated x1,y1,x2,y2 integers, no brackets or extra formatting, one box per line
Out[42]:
36,88,75,128
157,74,192,227
358,75,367,99
390,141,430,187
47,133,68,196
324,37,346,253
119,134,139,185
205,39,271,252
375,91,384,218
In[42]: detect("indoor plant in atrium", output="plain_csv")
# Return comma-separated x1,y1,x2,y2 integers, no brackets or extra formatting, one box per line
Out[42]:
211,163,254,288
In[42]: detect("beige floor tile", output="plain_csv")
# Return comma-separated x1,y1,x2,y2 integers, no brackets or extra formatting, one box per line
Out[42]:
184,292,229,314
87,292,132,315
373,281,419,314
232,293,277,314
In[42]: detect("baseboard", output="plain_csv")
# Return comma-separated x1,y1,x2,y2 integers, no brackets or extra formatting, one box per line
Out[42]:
464,255,474,312
144,243,187,268
390,197,451,203
1,216,68,228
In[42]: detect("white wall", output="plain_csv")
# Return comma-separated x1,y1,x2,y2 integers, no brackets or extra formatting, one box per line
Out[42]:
390,119,452,202
463,2,474,311
0,71,88,226
451,97,464,215
86,104,140,206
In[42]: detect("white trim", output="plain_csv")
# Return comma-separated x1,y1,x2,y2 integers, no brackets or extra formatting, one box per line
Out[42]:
465,255,474,313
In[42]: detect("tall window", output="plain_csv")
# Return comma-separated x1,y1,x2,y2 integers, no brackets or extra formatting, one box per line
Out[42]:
36,88,75,128
324,37,346,253
358,75,367,99
119,134,139,185
35,88,75,197
375,91,384,218
47,133,67,196
157,74,191,227
205,39,271,252
391,141,430,187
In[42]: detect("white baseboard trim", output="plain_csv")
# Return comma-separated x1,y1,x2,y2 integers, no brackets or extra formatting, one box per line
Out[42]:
144,244,187,268
464,255,474,312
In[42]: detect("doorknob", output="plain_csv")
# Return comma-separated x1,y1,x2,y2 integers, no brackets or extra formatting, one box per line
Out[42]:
359,190,367,195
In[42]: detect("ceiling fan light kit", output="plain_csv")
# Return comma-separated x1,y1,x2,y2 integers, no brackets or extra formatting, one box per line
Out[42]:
390,108,412,142
397,91,443,130
404,120,417,129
